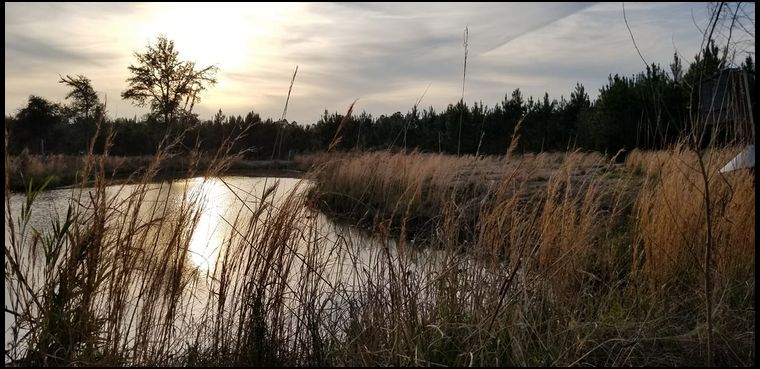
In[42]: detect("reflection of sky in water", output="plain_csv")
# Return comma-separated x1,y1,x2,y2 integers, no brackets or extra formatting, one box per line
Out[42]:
5,176,487,360
4,176,309,351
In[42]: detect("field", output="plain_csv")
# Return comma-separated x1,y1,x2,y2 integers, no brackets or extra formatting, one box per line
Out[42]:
4,143,755,366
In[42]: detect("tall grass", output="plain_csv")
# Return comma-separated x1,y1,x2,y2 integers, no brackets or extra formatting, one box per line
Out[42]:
304,143,753,365
628,145,754,289
5,125,332,365
4,123,754,366
8,143,753,366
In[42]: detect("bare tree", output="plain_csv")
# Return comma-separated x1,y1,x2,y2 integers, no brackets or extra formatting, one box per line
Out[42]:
58,74,102,120
121,35,218,125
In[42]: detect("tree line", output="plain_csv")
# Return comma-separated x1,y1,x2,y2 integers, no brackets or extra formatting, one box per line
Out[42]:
5,36,755,159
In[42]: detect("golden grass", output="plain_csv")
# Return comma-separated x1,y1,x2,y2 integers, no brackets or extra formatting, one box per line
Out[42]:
629,145,755,290
304,146,753,366
5,131,754,366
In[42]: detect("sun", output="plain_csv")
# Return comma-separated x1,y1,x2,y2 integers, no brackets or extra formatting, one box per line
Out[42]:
136,3,298,71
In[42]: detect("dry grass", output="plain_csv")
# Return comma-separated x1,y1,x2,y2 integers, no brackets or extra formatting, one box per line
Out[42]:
304,145,753,366
629,145,755,291
5,122,754,367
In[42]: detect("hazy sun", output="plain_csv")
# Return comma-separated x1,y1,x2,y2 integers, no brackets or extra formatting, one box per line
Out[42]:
136,3,299,71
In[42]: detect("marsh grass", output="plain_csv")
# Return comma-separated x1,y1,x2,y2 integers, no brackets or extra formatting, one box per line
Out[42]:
304,141,753,365
4,114,754,367
4,123,321,366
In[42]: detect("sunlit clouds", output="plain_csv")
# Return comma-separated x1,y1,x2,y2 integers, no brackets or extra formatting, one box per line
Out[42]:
4,2,754,124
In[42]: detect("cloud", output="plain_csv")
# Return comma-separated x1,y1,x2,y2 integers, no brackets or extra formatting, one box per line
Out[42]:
4,2,754,125
252,2,595,119
6,32,119,70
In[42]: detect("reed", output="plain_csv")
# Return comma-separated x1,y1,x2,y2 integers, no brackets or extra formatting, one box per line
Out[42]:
4,126,754,366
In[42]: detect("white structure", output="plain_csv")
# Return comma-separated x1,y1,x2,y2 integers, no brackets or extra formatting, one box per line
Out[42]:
719,145,755,173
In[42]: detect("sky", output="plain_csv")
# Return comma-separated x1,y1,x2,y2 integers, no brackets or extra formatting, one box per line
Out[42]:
4,2,756,125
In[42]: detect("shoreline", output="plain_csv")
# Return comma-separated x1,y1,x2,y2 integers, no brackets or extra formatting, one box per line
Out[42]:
56,168,306,191
7,157,308,193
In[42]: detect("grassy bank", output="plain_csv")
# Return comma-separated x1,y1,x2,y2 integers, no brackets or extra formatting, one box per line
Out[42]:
303,150,627,244
304,146,755,366
6,152,306,192
5,139,754,366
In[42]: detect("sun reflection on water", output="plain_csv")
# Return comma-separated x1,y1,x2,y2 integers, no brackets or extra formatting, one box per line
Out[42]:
187,177,229,270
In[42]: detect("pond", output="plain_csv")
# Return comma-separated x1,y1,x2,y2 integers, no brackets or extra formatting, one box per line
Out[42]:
4,176,465,362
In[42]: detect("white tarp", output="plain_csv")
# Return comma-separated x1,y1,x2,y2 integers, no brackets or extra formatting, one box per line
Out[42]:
719,145,755,173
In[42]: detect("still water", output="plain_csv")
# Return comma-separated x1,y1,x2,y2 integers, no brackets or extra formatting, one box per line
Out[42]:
5,176,458,358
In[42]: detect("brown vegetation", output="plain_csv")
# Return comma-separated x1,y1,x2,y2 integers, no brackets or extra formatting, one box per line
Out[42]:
5,126,754,366
6,151,303,191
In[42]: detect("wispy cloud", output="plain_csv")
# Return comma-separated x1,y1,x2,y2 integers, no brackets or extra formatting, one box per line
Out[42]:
4,2,754,123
